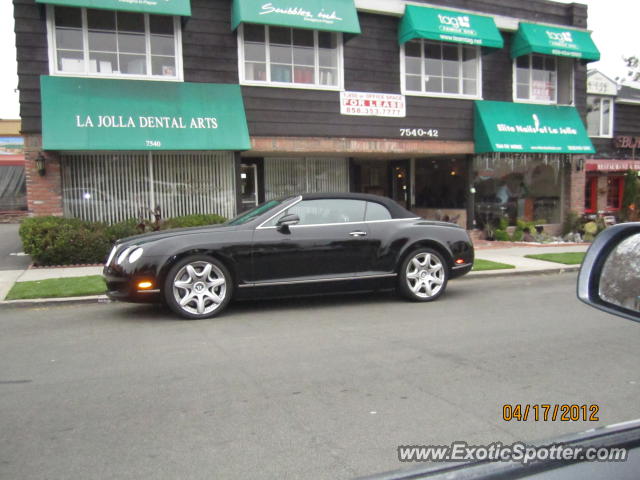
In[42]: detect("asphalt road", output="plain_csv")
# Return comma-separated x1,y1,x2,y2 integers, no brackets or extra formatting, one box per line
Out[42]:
1,273,639,479
0,223,30,270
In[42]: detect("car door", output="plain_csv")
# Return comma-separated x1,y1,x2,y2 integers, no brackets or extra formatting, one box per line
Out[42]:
250,198,372,283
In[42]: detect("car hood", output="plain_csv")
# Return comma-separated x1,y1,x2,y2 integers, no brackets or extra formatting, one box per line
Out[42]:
116,223,238,247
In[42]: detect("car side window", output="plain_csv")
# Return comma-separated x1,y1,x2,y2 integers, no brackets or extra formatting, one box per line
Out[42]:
265,199,366,226
365,202,392,221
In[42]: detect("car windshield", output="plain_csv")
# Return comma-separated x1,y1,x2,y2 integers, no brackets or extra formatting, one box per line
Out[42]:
226,199,285,226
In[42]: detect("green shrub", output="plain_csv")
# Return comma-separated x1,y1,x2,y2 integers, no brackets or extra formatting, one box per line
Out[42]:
494,229,510,241
510,229,524,242
562,211,582,236
105,218,140,243
20,216,111,266
20,213,228,266
162,213,227,230
583,221,598,235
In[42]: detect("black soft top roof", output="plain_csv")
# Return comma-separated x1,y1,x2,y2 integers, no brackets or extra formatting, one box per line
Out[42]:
299,192,417,219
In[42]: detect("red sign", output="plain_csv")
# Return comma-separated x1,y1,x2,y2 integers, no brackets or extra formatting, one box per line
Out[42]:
585,159,640,172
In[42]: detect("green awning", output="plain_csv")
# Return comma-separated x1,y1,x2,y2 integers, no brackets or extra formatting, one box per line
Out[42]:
35,0,191,16
398,5,503,48
511,23,600,62
474,100,594,154
40,76,250,151
231,0,361,34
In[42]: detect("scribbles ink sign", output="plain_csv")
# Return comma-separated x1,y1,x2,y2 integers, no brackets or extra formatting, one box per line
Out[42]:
259,2,343,25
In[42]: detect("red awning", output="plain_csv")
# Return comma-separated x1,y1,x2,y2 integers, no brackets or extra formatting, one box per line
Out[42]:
585,159,640,172
0,154,24,166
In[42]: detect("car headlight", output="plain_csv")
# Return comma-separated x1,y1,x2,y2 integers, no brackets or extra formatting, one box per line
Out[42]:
106,245,118,266
117,247,133,265
128,247,144,264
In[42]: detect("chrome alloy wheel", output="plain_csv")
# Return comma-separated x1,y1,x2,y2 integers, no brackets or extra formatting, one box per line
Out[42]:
405,252,445,299
172,261,227,316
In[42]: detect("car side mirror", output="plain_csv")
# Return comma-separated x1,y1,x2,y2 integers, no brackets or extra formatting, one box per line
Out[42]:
276,214,300,232
577,222,640,323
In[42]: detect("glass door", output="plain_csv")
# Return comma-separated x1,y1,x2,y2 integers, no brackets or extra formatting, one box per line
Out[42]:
390,160,410,209
240,163,259,212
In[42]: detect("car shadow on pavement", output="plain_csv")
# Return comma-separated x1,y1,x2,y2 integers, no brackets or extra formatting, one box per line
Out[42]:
110,286,464,322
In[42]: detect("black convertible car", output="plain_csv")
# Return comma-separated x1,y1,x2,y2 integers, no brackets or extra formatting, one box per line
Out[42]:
103,193,474,319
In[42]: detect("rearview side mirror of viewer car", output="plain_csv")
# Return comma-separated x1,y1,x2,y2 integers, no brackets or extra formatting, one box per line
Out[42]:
578,222,640,323
276,214,300,232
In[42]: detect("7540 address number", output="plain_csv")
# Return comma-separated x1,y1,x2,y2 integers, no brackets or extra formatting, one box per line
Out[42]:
400,128,439,138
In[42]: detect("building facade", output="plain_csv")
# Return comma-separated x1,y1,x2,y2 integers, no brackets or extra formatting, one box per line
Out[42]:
584,70,640,217
14,0,599,228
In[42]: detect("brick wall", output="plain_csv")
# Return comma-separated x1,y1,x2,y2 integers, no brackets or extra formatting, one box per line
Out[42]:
568,158,586,215
24,134,63,216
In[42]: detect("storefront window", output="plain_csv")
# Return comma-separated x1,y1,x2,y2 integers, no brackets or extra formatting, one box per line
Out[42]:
606,176,624,210
586,96,613,138
514,54,573,105
50,6,181,79
473,154,564,226
240,25,341,88
61,152,236,224
403,40,480,97
264,157,348,200
415,158,468,209
584,176,597,213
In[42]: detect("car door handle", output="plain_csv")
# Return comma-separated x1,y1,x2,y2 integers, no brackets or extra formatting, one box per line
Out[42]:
349,231,367,237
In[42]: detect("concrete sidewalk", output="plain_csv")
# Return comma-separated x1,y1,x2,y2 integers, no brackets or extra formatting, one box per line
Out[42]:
470,244,589,277
0,243,591,304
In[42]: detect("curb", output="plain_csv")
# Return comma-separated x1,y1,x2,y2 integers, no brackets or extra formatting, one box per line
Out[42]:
464,265,580,279
0,295,110,309
0,267,581,307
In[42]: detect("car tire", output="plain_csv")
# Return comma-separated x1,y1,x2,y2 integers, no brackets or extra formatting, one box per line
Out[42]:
164,255,233,319
398,248,449,302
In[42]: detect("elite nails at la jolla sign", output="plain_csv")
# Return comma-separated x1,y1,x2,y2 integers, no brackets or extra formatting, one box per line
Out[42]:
41,76,251,151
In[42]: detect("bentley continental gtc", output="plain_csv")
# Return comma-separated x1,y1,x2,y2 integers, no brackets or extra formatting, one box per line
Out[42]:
103,193,474,319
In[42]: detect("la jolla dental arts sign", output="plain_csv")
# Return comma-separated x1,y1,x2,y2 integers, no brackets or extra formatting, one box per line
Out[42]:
259,2,343,25
75,114,218,130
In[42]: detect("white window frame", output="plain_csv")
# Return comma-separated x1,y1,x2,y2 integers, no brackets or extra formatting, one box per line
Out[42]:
512,54,574,106
46,5,184,82
587,95,614,138
237,24,344,91
400,40,483,100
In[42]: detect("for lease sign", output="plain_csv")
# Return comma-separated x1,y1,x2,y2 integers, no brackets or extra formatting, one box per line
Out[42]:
340,91,406,118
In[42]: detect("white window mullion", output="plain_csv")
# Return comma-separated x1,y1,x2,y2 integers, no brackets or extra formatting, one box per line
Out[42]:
553,57,558,103
144,14,152,77
338,32,344,90
528,55,533,100
421,40,425,93
174,16,184,81
313,30,318,85
265,25,271,83
82,8,89,74
458,44,463,95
